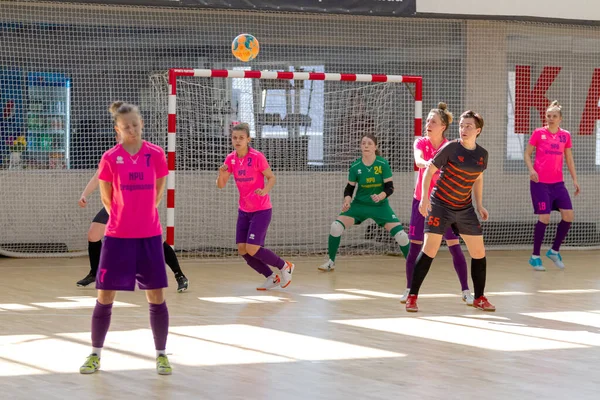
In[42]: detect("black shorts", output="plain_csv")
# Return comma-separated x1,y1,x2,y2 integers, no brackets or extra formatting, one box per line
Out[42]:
424,203,482,237
92,208,109,225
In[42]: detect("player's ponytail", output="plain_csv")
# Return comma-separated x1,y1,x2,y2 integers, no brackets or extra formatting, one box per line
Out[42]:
109,101,141,123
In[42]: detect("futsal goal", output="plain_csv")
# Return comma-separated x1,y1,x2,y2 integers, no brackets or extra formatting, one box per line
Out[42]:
149,68,423,258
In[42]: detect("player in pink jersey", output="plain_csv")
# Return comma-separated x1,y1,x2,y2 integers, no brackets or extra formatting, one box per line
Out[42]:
79,102,172,376
525,101,580,271
217,122,295,290
401,103,473,306
76,137,189,293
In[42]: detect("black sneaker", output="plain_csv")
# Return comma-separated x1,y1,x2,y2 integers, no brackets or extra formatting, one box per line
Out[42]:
77,272,96,287
176,275,189,293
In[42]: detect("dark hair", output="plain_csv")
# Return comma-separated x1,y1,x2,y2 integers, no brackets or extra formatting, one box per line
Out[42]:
362,134,381,156
231,122,251,137
429,102,453,137
546,100,562,117
108,101,141,123
460,110,484,135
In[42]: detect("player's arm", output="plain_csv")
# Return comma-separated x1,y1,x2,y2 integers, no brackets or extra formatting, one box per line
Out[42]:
472,173,489,221
256,168,275,196
155,176,167,207
79,170,100,208
216,164,231,188
413,140,429,169
564,148,580,196
523,143,536,175
98,180,112,215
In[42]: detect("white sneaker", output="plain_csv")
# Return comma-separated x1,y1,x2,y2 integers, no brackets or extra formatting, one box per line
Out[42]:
462,290,474,306
257,273,280,291
318,259,335,272
399,288,410,304
280,261,295,289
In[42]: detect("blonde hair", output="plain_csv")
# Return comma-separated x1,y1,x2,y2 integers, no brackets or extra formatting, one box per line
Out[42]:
108,101,141,123
546,100,562,117
429,102,453,136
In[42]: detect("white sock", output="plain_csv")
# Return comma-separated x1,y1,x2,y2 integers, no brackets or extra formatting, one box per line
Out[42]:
531,255,540,259
549,249,558,254
156,350,166,358
92,347,102,357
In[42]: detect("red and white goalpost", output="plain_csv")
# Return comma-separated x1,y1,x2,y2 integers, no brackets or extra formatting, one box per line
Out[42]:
165,68,423,251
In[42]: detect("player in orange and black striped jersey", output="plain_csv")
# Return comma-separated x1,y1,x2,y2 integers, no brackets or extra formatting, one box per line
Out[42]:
405,110,495,313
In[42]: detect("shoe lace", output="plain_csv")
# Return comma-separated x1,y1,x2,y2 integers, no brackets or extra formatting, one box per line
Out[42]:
157,355,170,366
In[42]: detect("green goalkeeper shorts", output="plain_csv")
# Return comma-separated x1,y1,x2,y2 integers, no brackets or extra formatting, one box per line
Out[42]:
340,201,401,227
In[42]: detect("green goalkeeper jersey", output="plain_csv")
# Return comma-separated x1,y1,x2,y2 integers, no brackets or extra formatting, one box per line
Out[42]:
348,156,393,206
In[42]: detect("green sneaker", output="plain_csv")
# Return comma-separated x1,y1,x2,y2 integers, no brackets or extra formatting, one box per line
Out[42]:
156,354,172,375
80,354,100,374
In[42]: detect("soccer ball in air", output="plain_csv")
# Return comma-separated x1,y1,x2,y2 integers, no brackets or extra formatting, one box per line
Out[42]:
231,34,260,62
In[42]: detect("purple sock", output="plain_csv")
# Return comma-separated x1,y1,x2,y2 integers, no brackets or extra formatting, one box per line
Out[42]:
448,244,469,291
242,254,273,278
91,301,113,349
149,302,169,352
533,221,548,256
253,247,286,269
552,220,572,252
405,242,421,288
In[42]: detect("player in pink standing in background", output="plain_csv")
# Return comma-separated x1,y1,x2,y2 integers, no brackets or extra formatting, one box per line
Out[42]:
525,100,580,271
217,122,295,290
79,101,172,376
401,102,473,306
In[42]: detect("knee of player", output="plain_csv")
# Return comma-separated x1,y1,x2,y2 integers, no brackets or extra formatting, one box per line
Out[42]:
237,244,248,256
391,227,409,247
245,244,260,256
538,214,551,224
561,210,574,222
330,220,345,237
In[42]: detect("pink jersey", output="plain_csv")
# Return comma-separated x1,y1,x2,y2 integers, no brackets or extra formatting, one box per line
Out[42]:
529,127,572,184
225,148,272,212
98,141,169,238
413,136,448,200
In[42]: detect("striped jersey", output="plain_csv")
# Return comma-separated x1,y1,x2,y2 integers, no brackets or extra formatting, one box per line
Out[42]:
430,140,488,210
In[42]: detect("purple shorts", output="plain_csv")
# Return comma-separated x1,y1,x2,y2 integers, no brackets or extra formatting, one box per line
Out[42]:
530,181,572,214
96,235,167,291
408,198,459,241
236,208,272,246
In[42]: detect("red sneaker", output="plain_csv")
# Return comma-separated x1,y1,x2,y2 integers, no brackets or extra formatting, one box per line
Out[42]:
473,296,495,311
405,294,418,312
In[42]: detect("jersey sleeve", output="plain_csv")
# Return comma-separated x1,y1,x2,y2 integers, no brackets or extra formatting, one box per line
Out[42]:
414,137,426,151
431,142,453,169
382,159,393,180
565,132,573,149
224,153,234,173
528,130,540,147
97,153,113,182
347,163,357,182
482,149,489,171
256,152,270,172
155,148,169,179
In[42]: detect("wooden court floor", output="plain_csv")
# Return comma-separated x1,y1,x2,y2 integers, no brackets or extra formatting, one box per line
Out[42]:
1,250,599,400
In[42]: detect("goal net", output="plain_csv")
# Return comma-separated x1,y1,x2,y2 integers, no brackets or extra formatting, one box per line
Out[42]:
1,1,599,258
148,68,422,258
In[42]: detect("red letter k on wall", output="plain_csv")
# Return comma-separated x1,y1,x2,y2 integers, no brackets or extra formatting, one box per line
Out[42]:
515,66,562,134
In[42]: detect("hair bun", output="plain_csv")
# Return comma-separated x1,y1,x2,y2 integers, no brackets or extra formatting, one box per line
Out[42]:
109,101,125,115
437,102,447,110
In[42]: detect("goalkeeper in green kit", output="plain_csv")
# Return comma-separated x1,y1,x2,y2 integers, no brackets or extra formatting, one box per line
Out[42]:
318,134,410,271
